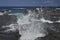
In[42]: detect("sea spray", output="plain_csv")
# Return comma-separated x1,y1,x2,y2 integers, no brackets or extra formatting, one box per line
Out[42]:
17,10,47,40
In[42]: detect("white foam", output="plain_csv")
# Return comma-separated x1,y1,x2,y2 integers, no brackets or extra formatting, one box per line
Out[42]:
17,11,47,40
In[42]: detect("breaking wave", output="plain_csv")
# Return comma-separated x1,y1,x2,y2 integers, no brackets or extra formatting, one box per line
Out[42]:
17,10,47,40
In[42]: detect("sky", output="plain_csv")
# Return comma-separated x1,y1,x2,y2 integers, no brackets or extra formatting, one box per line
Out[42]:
0,0,60,7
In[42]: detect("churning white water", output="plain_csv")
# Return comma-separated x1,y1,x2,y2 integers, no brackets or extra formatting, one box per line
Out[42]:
17,10,47,40
1,9,58,40
1,9,59,40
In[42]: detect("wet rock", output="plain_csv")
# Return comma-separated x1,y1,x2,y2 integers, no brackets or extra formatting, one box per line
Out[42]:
35,22,60,40
0,15,17,26
0,15,20,40
35,32,60,40
0,30,20,40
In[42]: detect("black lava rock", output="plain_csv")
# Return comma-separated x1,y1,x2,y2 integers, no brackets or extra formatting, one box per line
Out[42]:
0,15,21,40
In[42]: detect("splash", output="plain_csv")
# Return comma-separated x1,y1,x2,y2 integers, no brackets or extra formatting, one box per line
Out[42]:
17,10,47,40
